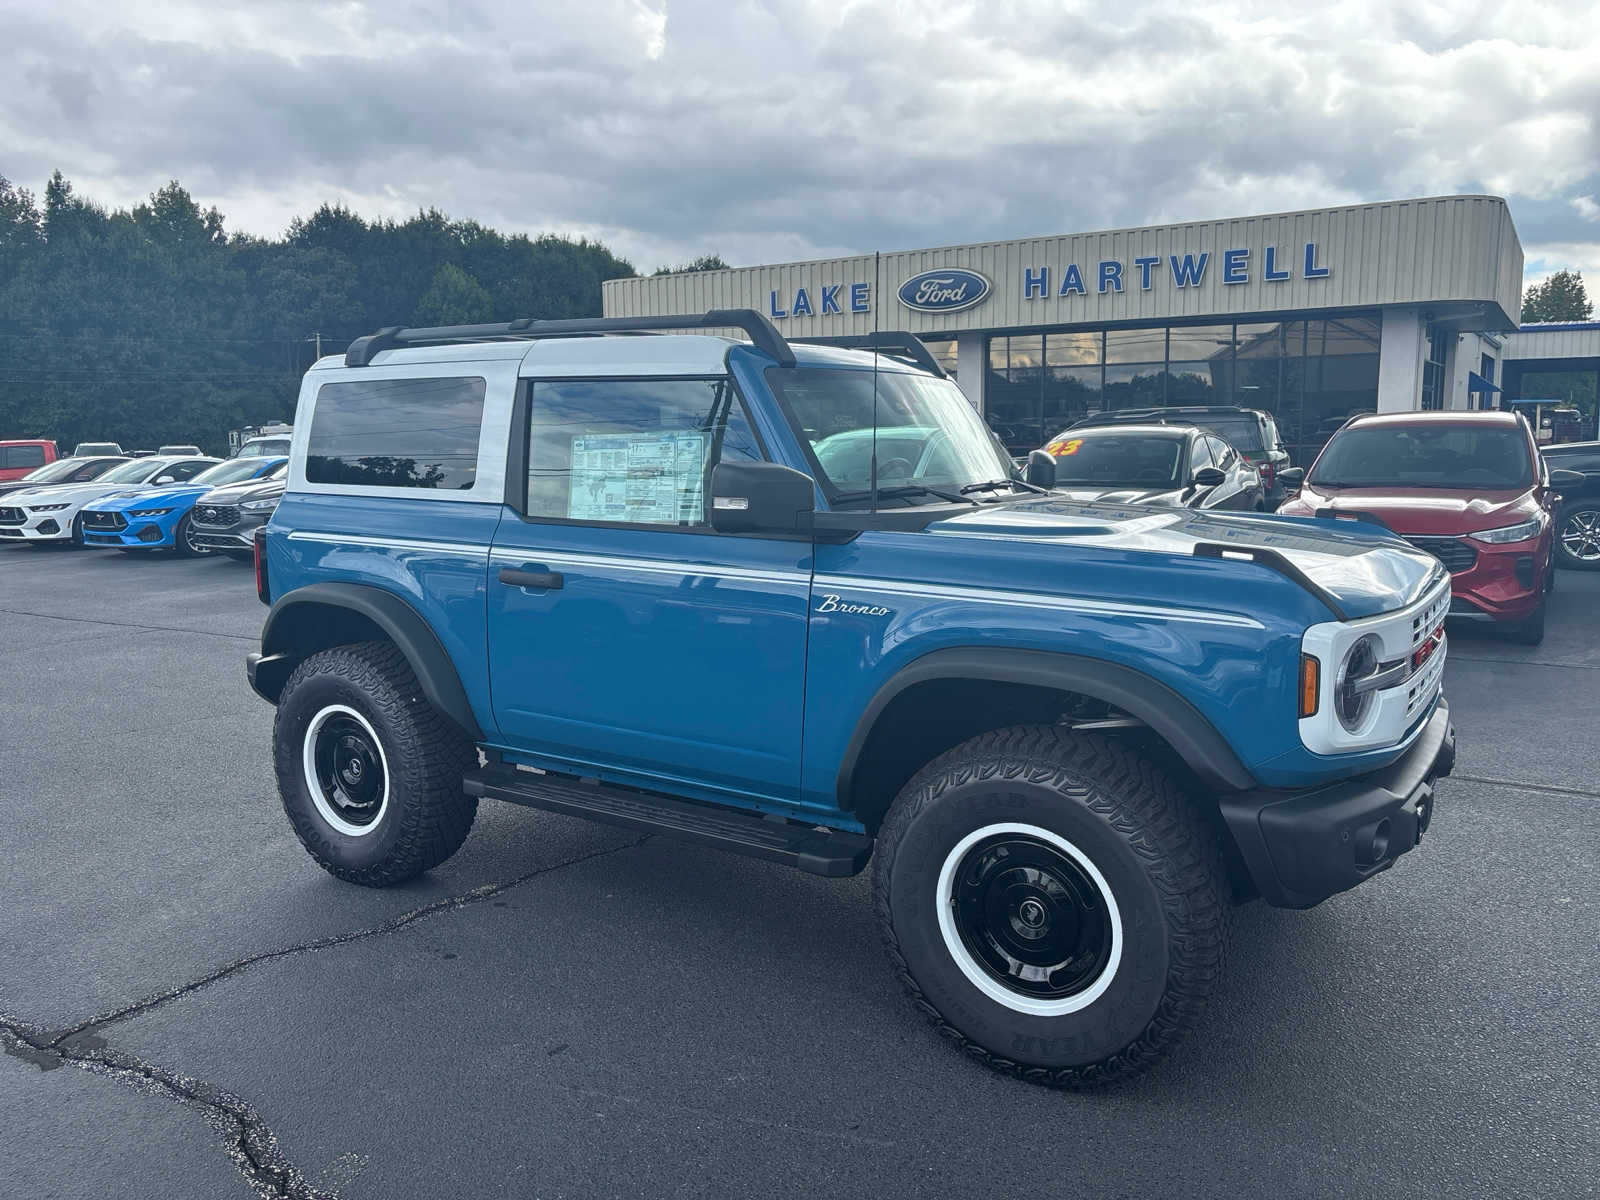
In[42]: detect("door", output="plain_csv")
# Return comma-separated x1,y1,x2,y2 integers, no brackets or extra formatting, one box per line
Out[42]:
1204,435,1255,509
487,375,813,808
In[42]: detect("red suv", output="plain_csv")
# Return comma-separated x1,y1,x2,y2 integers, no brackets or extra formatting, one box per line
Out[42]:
1278,411,1574,644
0,440,58,482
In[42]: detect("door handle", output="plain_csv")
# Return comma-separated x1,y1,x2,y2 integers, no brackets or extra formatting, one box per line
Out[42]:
498,567,564,590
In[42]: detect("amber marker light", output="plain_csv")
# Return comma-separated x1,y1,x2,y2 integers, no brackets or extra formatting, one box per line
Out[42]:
1299,655,1321,718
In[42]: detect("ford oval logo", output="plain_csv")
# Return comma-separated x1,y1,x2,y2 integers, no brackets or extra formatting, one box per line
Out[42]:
897,268,992,314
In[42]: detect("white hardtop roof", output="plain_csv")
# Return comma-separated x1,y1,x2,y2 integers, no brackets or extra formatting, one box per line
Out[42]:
308,334,928,377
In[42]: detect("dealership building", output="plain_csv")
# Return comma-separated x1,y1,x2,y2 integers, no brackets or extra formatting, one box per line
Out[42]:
603,194,1573,460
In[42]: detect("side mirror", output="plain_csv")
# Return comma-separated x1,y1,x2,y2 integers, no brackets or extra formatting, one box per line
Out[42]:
155,474,177,484
1277,467,1305,489
1025,449,1057,489
1192,466,1227,488
708,461,814,534
1549,468,1585,489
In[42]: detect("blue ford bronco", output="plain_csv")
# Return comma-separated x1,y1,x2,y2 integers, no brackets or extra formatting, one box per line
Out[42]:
249,309,1455,1087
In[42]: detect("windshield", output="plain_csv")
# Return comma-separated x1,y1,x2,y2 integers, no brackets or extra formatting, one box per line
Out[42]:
1310,425,1533,490
1187,415,1264,452
766,367,1015,506
100,458,167,484
1045,432,1186,488
22,458,93,483
237,437,290,458
191,457,277,487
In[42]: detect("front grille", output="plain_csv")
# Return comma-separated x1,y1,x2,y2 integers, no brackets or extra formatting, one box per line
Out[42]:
0,506,22,525
82,510,127,531
1403,535,1477,574
193,504,239,527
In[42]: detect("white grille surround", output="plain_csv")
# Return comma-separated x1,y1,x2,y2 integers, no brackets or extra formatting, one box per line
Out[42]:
1299,574,1450,755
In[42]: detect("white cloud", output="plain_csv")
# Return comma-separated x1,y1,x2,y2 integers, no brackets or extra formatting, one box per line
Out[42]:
0,0,1596,280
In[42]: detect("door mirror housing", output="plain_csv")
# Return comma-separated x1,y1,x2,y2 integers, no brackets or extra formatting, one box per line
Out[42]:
708,461,814,535
1024,449,1057,489
1277,466,1305,489
1549,468,1585,489
154,474,177,484
1191,466,1227,488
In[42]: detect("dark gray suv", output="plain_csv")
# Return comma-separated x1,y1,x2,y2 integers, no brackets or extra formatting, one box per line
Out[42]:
190,464,286,559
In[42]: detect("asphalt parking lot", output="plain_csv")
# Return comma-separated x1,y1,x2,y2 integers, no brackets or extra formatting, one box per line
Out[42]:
2,542,1596,1200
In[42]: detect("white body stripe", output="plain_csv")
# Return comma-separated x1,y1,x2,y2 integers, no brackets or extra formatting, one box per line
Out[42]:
813,574,1264,629
288,535,1261,628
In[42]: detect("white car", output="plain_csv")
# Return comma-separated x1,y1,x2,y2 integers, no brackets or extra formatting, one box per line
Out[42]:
0,454,219,545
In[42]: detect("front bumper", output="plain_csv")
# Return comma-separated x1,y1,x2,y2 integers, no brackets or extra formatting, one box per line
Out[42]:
191,513,269,551
0,513,73,540
1219,699,1455,909
82,515,177,548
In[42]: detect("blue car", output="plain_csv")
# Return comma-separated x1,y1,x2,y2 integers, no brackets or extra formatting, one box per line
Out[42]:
81,456,287,555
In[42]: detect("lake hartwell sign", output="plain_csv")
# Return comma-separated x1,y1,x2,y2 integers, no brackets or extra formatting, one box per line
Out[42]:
763,242,1331,320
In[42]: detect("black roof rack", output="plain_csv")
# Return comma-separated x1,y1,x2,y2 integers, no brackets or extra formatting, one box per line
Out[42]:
789,332,946,378
343,308,796,368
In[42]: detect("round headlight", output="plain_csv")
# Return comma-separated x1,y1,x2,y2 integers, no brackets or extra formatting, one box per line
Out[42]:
1335,634,1382,733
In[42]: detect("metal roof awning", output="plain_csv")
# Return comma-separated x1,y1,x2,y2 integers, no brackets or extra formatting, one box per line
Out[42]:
1467,370,1502,393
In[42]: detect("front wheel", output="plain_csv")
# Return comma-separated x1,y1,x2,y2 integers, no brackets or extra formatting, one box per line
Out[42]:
273,641,478,886
173,513,211,557
1555,504,1600,571
1507,597,1547,646
874,727,1228,1088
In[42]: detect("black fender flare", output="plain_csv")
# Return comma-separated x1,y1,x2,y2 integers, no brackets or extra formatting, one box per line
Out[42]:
250,582,483,739
835,647,1257,804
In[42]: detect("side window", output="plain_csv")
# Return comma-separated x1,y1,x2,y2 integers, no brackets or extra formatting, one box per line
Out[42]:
1188,437,1213,474
307,376,486,490
524,377,762,527
1208,436,1234,468
169,460,210,481
3,446,47,469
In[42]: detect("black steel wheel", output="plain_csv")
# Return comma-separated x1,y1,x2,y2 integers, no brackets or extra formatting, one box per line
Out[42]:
874,726,1228,1089
948,833,1115,1002
274,641,478,886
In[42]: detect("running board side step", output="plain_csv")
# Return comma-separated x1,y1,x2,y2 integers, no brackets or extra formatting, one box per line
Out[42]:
463,765,873,877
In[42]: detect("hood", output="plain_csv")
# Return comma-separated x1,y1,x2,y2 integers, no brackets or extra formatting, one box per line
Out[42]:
86,483,211,512
7,480,137,507
1291,483,1536,537
1050,484,1186,506
199,477,286,504
928,498,1443,620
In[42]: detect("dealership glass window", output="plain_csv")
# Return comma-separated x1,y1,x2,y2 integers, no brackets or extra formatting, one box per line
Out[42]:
1301,354,1380,455
1104,328,1166,364
924,338,958,381
524,377,760,525
1044,366,1101,436
1420,327,1449,411
1103,363,1165,410
985,334,1047,453
306,376,486,489
1311,317,1380,355
1045,332,1102,367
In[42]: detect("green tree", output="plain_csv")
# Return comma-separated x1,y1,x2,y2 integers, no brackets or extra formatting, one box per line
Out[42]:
413,262,494,326
1521,269,1593,322
653,253,730,276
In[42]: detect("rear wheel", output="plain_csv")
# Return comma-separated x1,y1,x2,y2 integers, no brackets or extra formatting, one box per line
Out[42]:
274,641,478,886
1555,504,1600,571
874,727,1228,1088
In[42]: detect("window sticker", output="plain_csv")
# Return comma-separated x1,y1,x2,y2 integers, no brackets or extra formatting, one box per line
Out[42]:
568,431,708,524
1049,438,1084,457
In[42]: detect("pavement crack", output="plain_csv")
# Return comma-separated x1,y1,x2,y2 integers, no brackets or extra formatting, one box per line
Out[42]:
1,1016,329,1199
0,605,257,642
50,834,653,1046
1450,773,1600,800
0,834,650,1199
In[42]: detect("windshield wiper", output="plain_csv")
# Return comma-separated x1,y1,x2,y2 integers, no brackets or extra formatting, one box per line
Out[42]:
832,484,976,507
959,477,1046,496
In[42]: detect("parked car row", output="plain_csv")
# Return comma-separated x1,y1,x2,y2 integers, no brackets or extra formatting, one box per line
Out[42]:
0,453,286,559
1021,404,1588,647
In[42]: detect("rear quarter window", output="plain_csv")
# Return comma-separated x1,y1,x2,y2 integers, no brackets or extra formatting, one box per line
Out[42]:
306,377,486,490
2,445,47,469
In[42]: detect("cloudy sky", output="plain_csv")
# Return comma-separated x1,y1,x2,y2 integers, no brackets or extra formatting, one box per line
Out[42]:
3,0,1598,287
